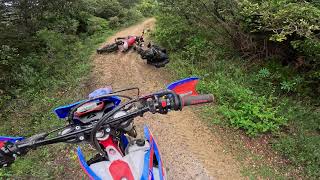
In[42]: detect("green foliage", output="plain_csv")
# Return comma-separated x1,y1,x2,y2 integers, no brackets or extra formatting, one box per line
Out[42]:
238,0,320,97
220,91,287,136
255,68,271,82
157,0,320,99
239,1,320,42
155,15,287,136
0,45,20,112
181,37,213,65
0,26,114,179
0,0,143,101
0,46,19,92
155,12,320,177
86,16,110,35
43,16,80,34
118,0,141,7
119,7,143,26
83,0,143,28
37,30,70,54
154,15,195,50
89,0,124,19
273,103,320,179
136,0,158,17
274,136,320,178
109,16,122,28
253,61,305,95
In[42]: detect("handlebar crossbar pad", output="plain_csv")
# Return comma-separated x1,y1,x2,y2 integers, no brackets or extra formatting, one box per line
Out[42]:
182,94,214,107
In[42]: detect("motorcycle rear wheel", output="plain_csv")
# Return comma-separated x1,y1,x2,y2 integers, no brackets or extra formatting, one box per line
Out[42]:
97,43,119,54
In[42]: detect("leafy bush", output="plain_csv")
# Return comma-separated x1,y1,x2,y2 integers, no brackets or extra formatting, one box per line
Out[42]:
252,60,306,95
0,46,21,111
155,16,288,136
86,16,110,35
0,46,19,92
90,0,124,19
119,7,143,26
136,0,158,17
83,0,142,28
43,16,80,35
37,30,69,55
109,16,121,28
198,75,288,136
181,37,213,66
0,0,143,109
219,89,287,136
238,0,320,97
239,1,320,43
154,15,196,50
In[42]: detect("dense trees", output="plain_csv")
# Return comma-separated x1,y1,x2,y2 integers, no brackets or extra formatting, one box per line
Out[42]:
0,0,143,109
157,0,320,98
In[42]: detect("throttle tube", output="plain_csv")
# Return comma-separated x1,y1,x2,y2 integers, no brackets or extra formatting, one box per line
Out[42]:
181,94,214,107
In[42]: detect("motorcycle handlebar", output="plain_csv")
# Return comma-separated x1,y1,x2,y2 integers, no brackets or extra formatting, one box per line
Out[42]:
0,91,214,168
180,94,214,107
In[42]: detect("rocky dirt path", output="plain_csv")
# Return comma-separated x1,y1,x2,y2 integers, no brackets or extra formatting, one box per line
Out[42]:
91,18,243,180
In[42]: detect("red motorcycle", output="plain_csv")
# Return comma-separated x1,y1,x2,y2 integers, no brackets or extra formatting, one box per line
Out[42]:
97,32,144,54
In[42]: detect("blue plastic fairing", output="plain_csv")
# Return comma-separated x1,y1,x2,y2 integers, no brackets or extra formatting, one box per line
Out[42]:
53,87,121,119
141,126,165,180
0,136,25,143
77,147,101,180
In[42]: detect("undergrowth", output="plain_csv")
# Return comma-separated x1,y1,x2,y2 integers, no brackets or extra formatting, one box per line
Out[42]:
154,15,320,178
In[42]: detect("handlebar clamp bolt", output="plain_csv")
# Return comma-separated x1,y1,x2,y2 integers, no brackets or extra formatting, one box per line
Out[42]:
79,136,84,141
105,128,111,133
75,126,81,130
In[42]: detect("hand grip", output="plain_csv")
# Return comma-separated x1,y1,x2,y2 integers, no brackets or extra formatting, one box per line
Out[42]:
181,94,214,107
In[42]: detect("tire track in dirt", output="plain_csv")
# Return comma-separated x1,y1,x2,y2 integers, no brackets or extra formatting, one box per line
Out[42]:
91,18,243,180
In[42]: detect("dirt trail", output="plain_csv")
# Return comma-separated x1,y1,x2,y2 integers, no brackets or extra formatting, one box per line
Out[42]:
91,18,242,179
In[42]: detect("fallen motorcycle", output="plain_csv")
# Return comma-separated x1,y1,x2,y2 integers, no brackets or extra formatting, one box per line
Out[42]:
135,43,169,68
96,40,123,54
97,32,144,54
0,77,213,180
